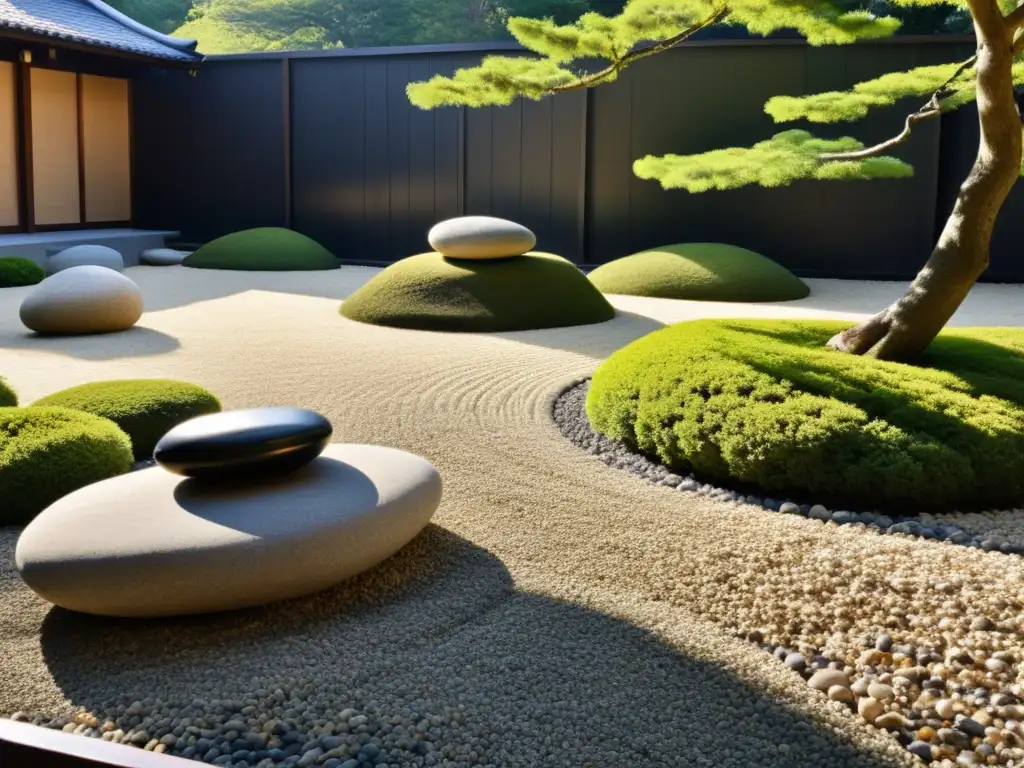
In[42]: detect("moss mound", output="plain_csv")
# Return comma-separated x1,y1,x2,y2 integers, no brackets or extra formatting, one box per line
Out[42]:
183,228,338,271
0,378,15,407
0,407,133,525
0,257,45,288
587,243,809,302
341,252,616,332
587,319,1024,512
35,379,221,460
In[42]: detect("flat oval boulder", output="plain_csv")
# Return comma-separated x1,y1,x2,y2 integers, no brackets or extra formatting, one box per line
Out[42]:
48,245,123,274
15,444,443,617
428,216,536,260
19,265,143,336
140,248,190,266
155,407,332,477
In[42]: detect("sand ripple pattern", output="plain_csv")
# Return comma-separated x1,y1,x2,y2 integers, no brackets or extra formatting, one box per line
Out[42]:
0,267,1022,767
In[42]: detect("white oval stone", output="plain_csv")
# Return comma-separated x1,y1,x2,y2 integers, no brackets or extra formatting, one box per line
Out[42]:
140,248,190,266
428,216,536,260
15,444,442,617
48,245,123,274
19,266,143,336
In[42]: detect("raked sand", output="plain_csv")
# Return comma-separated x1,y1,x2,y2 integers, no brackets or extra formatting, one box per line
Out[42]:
0,267,1022,767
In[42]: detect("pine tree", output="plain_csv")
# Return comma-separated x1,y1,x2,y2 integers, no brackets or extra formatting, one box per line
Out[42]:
408,0,1024,360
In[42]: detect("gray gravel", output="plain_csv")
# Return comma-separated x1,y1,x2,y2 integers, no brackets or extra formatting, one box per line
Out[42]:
553,379,1024,555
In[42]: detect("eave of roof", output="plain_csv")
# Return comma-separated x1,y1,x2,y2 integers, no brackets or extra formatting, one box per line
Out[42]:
0,0,203,64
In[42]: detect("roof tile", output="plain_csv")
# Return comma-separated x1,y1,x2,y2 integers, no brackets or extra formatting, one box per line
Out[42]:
0,0,201,62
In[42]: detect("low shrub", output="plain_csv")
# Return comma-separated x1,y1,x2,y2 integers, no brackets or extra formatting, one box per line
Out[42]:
0,378,15,407
341,251,615,332
587,319,1024,512
35,379,222,460
0,407,133,525
0,257,45,288
587,243,809,302
183,228,338,271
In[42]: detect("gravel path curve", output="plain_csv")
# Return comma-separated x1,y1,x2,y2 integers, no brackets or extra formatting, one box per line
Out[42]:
0,268,1022,767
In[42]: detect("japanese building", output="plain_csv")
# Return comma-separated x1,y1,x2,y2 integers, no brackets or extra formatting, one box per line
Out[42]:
0,0,202,233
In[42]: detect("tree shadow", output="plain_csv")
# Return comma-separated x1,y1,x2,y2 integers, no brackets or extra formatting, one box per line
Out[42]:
34,527,902,767
492,311,666,358
0,326,179,361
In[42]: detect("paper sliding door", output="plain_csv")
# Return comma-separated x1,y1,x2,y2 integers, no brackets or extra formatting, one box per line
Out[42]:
81,74,130,224
0,62,19,228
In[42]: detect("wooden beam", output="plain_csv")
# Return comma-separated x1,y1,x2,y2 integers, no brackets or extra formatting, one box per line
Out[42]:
0,719,195,767
76,72,86,225
15,53,34,232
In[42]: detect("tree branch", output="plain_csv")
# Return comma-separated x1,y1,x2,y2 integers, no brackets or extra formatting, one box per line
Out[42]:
549,7,728,94
1006,2,1024,29
818,53,979,162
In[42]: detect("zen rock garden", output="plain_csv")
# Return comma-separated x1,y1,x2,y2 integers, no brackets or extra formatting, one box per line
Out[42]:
1,216,1023,768
0,214,1019,768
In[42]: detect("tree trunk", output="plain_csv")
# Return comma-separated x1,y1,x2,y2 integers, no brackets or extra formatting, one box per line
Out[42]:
828,21,1022,361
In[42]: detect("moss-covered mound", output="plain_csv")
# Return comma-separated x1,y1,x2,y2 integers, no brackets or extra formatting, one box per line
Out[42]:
0,378,15,407
0,257,45,288
587,243,809,302
0,407,133,525
35,379,221,460
587,320,1024,512
341,252,616,332
183,228,338,271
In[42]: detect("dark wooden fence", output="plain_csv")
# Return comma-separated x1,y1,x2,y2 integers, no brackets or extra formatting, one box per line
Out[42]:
132,36,1024,282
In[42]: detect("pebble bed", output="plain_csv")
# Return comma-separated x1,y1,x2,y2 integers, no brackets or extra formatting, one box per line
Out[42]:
553,380,1024,555
556,378,1024,767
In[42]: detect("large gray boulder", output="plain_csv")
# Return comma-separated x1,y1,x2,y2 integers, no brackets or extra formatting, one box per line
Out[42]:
15,444,443,617
19,266,143,336
428,216,536,260
48,244,123,274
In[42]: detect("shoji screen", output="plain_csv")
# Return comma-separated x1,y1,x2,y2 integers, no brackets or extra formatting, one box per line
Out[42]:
0,62,18,228
81,74,130,223
30,67,80,226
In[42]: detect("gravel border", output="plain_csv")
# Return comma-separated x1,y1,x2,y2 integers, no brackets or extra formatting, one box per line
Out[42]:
553,379,1024,555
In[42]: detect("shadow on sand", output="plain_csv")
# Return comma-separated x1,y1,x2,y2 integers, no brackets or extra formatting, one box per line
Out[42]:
39,526,900,768
0,326,179,361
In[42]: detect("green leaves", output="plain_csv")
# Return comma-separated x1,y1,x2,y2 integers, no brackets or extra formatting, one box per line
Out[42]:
727,0,900,44
765,60,1024,124
766,63,974,123
633,130,913,191
407,56,579,108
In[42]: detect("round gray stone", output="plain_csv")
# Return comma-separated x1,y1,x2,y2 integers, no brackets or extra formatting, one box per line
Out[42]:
141,248,190,266
19,265,143,336
427,216,536,260
48,244,123,274
15,444,442,617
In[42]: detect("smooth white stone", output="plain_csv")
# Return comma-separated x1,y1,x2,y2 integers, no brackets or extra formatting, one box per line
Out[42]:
19,266,143,336
15,444,443,617
48,245,123,274
428,216,536,260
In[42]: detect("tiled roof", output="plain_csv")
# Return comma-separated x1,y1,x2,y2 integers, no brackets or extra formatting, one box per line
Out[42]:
0,0,201,62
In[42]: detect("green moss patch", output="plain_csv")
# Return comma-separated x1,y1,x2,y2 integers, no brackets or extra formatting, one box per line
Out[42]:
0,257,45,288
0,378,15,407
341,252,616,332
0,407,133,525
183,228,338,271
35,379,221,460
587,319,1024,512
587,243,809,302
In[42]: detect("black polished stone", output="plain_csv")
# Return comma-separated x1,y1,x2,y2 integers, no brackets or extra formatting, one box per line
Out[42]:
154,407,332,478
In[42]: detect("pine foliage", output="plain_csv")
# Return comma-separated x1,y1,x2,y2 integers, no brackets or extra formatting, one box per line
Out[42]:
408,0,1022,192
